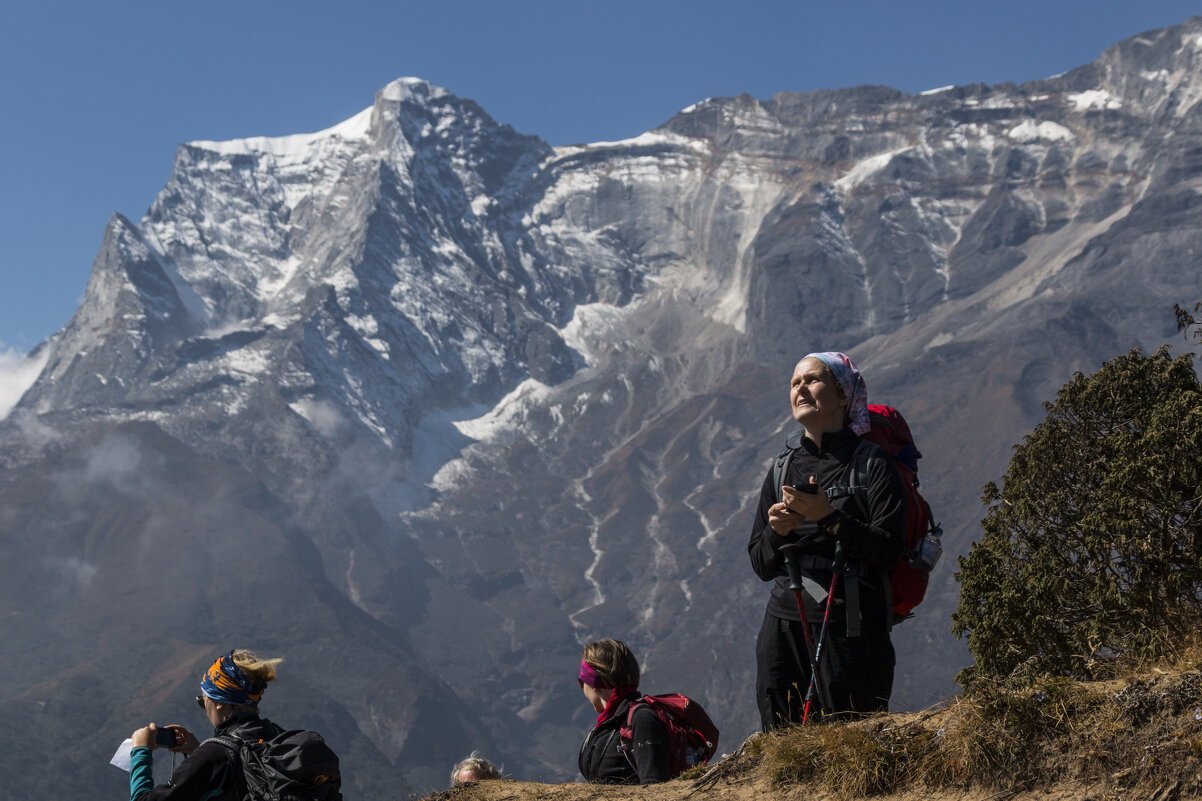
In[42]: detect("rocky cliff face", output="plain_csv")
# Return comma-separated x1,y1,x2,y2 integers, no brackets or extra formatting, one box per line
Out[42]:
3,19,1201,797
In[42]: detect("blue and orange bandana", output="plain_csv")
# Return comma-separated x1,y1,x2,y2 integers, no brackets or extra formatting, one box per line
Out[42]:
801,351,870,435
200,651,264,707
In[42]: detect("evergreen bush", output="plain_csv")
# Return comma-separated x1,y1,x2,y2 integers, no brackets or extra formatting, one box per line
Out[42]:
953,346,1202,681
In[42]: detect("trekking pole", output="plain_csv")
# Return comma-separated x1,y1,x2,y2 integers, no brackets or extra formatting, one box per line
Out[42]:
801,543,844,725
779,543,828,719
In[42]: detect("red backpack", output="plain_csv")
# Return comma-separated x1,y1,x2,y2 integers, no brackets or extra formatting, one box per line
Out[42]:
859,404,942,621
619,693,719,778
772,403,942,625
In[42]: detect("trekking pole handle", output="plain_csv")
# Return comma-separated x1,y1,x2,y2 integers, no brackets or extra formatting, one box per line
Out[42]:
831,541,846,574
779,543,805,591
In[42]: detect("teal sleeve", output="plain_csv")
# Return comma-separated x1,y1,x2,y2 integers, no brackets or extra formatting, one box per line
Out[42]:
130,746,154,801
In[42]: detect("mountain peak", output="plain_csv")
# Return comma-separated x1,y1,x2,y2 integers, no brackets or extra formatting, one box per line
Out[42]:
185,106,374,161
377,76,452,104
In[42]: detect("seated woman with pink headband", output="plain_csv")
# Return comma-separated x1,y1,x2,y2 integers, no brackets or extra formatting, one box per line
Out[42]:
576,638,670,784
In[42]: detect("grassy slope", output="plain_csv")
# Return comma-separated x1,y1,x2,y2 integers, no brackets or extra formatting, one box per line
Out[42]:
419,663,1202,801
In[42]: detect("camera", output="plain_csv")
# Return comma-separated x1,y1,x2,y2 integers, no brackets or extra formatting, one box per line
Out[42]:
155,728,179,748
789,483,818,494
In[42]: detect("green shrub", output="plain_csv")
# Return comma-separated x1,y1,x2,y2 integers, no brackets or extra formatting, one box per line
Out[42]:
953,346,1202,682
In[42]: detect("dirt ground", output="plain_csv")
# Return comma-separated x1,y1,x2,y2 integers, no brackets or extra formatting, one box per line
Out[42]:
419,776,1122,801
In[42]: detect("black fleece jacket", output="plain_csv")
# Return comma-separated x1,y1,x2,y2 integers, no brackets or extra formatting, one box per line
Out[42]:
578,692,671,785
748,427,906,621
131,714,284,801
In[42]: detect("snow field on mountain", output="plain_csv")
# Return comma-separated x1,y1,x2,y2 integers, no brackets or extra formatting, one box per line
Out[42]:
1067,89,1123,112
187,106,373,161
1008,120,1074,142
835,147,913,192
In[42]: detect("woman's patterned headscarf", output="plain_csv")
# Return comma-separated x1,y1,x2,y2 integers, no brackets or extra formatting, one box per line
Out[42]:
200,651,265,707
801,351,870,435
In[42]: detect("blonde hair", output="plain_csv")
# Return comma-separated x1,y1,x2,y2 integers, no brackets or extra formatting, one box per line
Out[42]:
231,649,283,688
582,639,640,689
450,751,502,785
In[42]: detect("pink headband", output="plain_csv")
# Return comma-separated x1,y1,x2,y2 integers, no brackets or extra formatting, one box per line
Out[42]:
578,659,605,688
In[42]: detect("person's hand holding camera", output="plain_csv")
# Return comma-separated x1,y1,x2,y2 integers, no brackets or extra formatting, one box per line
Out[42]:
131,723,198,754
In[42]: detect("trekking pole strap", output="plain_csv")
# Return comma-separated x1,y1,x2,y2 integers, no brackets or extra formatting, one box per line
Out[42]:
792,554,834,606
799,549,863,639
802,574,827,605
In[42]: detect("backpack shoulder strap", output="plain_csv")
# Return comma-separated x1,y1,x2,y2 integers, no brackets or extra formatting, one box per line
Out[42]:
773,449,792,502
618,698,651,771
773,431,805,502
199,733,241,754
845,438,874,518
196,734,247,797
621,697,655,735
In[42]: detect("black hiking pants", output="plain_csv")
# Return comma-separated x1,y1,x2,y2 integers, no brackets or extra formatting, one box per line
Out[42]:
755,610,894,731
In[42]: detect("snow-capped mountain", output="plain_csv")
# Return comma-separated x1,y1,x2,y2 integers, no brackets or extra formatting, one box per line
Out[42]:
3,19,1202,798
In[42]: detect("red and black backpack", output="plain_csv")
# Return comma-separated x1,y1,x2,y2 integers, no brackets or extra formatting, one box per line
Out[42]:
858,404,942,621
618,693,719,778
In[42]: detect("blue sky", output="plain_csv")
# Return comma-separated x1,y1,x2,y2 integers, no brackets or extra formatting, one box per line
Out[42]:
1,0,1199,356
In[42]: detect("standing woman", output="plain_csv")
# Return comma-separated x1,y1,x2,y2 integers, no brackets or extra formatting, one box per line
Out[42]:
747,352,906,729
577,639,671,784
127,650,287,801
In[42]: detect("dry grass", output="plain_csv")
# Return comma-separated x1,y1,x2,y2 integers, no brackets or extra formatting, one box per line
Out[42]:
736,662,1202,799
415,657,1202,801
759,721,919,797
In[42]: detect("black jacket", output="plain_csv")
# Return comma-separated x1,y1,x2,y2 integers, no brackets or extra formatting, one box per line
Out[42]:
578,692,671,785
748,427,906,621
134,714,284,801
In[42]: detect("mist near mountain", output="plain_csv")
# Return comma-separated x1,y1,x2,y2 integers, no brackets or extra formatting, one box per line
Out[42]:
2,17,1201,797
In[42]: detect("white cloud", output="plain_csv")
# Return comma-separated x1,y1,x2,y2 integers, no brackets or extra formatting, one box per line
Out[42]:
12,412,60,448
82,435,142,484
0,345,48,421
289,397,346,437
47,556,99,590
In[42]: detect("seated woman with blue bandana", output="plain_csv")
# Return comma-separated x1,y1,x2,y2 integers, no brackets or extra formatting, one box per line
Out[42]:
127,649,285,801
